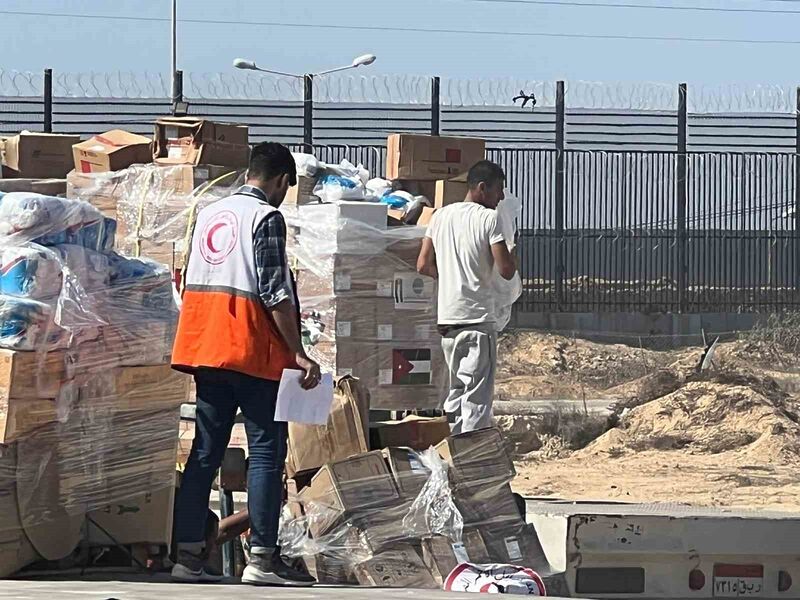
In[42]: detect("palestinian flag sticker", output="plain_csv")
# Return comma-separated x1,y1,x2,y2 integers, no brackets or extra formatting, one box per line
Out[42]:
391,349,432,385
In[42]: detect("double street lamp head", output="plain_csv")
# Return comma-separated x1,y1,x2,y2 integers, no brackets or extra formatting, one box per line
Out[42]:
232,54,377,78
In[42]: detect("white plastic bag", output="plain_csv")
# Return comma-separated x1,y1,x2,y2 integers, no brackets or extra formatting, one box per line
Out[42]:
313,160,368,202
292,152,319,177
491,190,522,332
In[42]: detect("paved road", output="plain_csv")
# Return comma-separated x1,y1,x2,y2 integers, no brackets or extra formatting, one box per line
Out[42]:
0,574,571,599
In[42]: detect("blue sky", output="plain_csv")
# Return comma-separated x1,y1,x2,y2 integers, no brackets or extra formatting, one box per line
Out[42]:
1,0,799,85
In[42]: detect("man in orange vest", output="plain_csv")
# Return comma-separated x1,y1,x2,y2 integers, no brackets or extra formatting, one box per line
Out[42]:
171,142,319,586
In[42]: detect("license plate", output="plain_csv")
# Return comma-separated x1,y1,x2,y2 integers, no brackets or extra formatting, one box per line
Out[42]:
713,565,764,597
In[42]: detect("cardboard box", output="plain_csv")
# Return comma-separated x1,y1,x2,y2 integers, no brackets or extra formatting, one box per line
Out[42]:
303,553,358,584
0,178,66,196
454,481,523,527
0,349,67,400
153,117,249,168
435,427,516,487
2,132,80,179
0,398,57,444
353,544,437,588
286,376,370,476
387,134,485,181
422,529,490,585
298,202,388,254
285,175,319,206
381,446,430,499
300,451,400,538
435,179,469,208
86,482,176,546
481,523,550,572
72,130,152,174
66,170,122,217
372,416,450,452
111,365,190,411
417,207,437,227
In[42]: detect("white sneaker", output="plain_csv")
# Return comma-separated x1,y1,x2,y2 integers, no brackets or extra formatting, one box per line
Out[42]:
170,550,223,583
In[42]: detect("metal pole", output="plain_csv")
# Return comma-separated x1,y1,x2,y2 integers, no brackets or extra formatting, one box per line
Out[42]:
431,76,441,136
172,70,184,116
677,82,688,313
303,74,313,152
219,488,235,577
795,86,800,294
555,80,566,311
43,69,52,133
171,0,178,104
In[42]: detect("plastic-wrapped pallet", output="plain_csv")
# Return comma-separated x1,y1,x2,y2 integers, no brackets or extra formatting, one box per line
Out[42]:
284,201,445,411
0,192,190,578
67,163,245,279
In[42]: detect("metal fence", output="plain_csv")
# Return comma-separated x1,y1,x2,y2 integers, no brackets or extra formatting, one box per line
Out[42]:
3,71,800,314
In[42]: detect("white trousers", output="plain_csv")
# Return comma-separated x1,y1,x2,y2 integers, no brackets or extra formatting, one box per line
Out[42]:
441,323,497,434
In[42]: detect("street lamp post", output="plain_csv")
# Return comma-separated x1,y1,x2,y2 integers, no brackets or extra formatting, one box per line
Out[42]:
232,55,377,151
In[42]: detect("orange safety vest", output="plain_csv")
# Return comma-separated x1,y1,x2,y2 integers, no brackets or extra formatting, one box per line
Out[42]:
172,188,296,381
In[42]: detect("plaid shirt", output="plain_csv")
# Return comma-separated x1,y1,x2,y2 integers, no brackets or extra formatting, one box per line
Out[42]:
239,186,295,309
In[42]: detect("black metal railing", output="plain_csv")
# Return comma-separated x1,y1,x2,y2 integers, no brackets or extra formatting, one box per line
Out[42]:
4,71,800,313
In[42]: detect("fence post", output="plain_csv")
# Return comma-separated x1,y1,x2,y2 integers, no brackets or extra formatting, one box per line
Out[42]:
677,83,688,313
43,68,52,133
303,74,314,152
171,70,184,115
795,87,800,294
555,80,566,311
431,76,440,136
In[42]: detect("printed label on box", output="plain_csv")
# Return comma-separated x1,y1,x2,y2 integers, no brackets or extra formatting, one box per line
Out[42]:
452,542,470,564
504,537,523,561
334,274,351,291
377,281,393,298
377,324,393,340
378,369,393,385
336,321,352,337
394,273,435,310
415,324,432,340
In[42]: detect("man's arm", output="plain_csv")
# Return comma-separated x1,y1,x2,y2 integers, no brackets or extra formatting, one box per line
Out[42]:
417,237,438,279
254,212,320,389
491,242,517,280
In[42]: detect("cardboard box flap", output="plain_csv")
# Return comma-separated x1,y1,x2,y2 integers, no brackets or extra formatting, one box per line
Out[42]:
287,376,370,475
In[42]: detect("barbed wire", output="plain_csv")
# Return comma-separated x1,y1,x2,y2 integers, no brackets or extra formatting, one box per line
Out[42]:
2,70,800,114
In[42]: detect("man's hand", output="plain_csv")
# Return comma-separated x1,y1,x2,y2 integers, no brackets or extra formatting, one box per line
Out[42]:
296,353,321,390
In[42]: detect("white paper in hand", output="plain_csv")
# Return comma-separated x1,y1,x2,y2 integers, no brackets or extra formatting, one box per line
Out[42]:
275,369,334,425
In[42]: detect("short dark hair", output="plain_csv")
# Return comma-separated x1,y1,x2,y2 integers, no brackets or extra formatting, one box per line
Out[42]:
248,142,297,186
467,160,505,190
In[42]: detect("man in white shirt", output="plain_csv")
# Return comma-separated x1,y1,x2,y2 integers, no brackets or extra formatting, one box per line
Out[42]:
417,160,517,433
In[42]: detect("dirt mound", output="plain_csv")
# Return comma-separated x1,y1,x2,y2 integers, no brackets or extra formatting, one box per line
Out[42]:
580,377,800,464
497,331,666,388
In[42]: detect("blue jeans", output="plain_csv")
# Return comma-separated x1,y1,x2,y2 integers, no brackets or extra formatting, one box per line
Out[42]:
174,368,287,550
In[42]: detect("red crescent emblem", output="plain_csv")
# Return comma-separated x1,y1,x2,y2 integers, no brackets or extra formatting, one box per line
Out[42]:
199,211,239,265
206,222,226,253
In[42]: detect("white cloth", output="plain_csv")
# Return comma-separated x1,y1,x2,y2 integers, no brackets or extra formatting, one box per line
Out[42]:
425,202,505,325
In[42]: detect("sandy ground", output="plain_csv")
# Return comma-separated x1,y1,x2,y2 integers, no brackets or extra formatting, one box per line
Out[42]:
498,330,800,513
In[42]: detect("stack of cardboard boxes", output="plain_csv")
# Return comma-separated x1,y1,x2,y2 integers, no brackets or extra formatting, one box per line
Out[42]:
386,134,485,226
66,118,249,281
284,401,554,589
288,133,485,411
0,119,251,577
